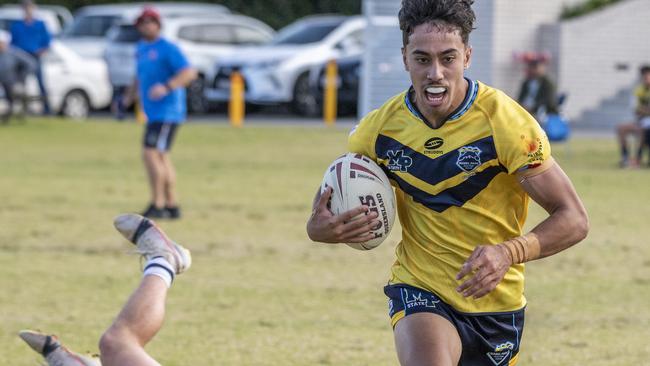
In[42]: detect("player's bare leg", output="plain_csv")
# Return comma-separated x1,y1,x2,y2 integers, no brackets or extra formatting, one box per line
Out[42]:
394,313,462,366
143,148,166,210
99,214,191,366
160,153,178,208
617,122,641,167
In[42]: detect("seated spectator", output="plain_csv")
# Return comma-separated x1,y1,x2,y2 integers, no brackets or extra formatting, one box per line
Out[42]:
0,30,36,123
616,65,650,168
517,58,558,122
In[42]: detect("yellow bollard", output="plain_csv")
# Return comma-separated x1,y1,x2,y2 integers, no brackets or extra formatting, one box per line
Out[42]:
229,71,245,128
323,59,338,126
135,99,147,125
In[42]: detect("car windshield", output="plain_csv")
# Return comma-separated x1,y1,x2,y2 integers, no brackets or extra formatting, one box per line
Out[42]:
63,15,121,37
271,19,344,45
109,25,140,43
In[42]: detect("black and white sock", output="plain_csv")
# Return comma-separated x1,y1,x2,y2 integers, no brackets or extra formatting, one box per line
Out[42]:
143,257,175,288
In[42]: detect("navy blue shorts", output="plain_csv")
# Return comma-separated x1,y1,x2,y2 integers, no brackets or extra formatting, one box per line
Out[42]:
143,122,179,152
385,284,524,366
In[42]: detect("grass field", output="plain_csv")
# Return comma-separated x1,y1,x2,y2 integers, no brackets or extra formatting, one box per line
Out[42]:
1,118,649,365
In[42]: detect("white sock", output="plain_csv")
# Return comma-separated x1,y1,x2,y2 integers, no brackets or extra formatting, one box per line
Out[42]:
143,257,175,288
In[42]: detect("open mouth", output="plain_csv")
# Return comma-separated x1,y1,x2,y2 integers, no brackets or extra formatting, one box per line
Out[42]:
424,86,447,106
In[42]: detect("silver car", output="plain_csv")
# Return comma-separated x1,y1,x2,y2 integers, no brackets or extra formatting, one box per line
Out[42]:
205,15,366,116
59,2,230,59
104,15,275,114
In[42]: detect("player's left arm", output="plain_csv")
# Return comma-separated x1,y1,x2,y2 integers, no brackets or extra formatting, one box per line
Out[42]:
456,160,589,299
516,161,589,258
166,44,197,89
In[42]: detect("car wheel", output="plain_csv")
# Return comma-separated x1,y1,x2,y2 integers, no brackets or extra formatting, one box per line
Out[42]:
291,73,318,116
187,77,207,114
61,90,90,119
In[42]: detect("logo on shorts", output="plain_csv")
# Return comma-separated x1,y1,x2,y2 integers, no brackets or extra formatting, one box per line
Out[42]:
487,342,514,365
456,145,482,172
387,150,412,173
402,289,439,309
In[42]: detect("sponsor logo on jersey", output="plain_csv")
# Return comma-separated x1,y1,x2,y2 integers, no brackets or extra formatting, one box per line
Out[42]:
525,136,545,164
456,146,482,172
387,150,413,172
487,342,514,365
424,137,444,150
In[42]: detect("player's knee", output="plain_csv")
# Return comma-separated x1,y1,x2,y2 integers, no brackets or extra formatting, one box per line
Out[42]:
99,327,125,356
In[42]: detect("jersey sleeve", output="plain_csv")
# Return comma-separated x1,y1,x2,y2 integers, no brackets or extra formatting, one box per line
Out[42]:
347,108,381,160
493,98,552,175
166,42,191,74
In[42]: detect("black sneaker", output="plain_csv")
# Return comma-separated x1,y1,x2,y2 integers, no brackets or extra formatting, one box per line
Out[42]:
141,204,166,218
165,206,181,219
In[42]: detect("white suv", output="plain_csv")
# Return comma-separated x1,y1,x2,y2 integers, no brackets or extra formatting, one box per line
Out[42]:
104,15,274,114
205,15,366,115
0,41,112,119
59,3,231,59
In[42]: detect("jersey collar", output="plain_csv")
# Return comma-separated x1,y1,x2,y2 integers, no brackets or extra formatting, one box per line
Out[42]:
404,78,479,127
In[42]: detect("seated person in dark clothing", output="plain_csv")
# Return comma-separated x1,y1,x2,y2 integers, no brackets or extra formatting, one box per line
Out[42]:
0,30,36,122
517,59,558,122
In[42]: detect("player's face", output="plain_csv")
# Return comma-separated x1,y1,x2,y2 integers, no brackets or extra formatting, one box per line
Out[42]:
643,71,650,87
137,19,161,41
402,23,471,124
23,4,35,19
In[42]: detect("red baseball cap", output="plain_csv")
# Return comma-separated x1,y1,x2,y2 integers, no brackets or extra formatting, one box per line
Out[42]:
135,7,161,26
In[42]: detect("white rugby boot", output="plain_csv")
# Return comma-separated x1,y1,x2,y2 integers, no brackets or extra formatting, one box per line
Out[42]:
18,330,101,366
113,213,191,274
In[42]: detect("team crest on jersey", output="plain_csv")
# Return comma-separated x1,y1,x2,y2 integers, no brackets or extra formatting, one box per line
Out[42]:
487,342,514,365
387,150,413,173
456,146,482,172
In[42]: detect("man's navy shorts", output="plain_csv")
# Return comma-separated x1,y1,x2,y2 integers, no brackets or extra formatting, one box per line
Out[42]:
143,122,179,152
385,283,525,366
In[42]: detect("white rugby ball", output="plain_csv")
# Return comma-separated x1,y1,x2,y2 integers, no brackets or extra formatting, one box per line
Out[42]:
321,153,396,250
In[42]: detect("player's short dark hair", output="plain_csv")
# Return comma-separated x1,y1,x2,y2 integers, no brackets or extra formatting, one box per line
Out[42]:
640,65,650,75
399,0,476,47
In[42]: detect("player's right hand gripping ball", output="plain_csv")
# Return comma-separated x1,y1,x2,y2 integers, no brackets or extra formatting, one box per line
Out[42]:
321,153,396,250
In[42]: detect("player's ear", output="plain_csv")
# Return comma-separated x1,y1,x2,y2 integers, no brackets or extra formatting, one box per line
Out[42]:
402,47,409,72
463,45,473,70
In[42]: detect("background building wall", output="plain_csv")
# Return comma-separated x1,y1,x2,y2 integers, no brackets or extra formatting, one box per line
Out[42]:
554,0,650,120
360,0,648,125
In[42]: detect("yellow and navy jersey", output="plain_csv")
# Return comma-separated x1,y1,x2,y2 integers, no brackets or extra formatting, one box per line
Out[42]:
348,79,552,313
634,85,650,117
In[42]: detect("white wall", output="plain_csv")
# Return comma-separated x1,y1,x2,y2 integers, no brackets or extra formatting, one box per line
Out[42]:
360,0,410,116
555,0,650,119
465,1,495,85
490,0,584,96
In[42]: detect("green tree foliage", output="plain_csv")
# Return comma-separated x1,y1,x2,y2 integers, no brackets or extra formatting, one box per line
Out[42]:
560,0,624,19
28,0,361,29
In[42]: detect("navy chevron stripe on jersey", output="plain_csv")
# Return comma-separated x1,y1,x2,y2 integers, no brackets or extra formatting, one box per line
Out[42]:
375,134,498,187
381,164,506,213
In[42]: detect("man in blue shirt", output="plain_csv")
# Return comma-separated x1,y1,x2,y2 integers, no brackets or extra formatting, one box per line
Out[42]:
10,0,51,114
124,8,197,219
0,29,36,123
